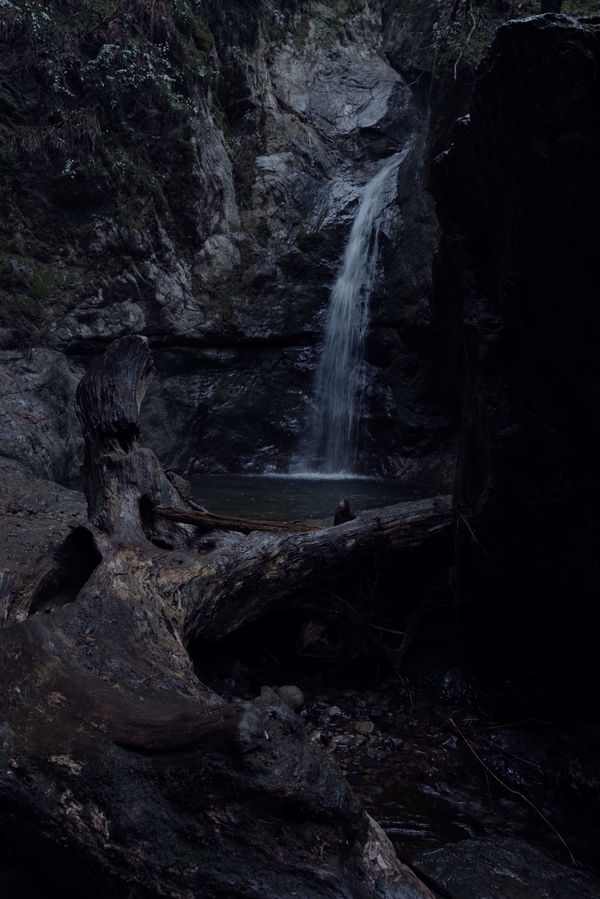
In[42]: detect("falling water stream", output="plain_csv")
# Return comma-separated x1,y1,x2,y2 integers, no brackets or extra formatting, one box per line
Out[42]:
296,153,402,475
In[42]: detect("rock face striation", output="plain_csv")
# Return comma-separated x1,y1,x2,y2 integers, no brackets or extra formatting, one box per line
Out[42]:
432,14,600,666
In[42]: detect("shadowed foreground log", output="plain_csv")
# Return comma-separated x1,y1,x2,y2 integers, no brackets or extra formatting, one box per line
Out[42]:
0,336,442,898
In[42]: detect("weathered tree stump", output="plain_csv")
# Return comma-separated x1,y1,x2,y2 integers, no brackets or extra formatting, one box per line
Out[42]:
0,335,443,898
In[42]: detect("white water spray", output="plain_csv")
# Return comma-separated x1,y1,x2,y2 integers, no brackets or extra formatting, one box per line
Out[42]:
296,154,401,475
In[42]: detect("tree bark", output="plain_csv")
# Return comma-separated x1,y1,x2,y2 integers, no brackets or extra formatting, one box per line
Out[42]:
0,335,441,898
178,497,453,645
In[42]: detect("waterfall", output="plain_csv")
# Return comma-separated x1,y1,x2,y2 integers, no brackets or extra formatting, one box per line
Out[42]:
296,154,401,475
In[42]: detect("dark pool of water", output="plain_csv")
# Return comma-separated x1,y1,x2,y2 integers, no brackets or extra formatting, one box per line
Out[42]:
189,474,438,522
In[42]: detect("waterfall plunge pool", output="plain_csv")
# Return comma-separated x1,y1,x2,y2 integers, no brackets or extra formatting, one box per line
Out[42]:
189,474,437,522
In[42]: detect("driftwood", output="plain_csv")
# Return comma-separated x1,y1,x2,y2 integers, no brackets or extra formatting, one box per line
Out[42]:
0,335,442,898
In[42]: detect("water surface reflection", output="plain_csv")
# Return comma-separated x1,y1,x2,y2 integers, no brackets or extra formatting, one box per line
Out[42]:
189,474,436,522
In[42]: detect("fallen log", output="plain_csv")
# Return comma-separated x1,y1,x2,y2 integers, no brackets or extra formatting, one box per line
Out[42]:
155,504,326,533
155,501,453,541
181,497,454,644
0,335,437,899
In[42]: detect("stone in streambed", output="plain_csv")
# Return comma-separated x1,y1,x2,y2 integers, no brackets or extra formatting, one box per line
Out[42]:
276,684,305,711
412,837,600,898
355,720,375,735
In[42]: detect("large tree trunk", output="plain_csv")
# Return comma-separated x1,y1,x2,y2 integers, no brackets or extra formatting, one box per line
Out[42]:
0,336,446,898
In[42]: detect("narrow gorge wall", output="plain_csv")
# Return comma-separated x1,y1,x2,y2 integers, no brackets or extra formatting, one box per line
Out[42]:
141,0,445,478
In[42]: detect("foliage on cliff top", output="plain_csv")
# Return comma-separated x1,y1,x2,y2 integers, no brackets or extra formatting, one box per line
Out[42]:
404,0,600,150
0,0,215,171
0,0,220,345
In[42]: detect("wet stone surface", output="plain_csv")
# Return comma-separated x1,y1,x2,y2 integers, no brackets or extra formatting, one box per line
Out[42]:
413,836,600,898
0,463,87,623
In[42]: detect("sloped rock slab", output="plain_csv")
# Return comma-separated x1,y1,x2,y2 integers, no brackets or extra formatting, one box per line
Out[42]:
413,837,599,898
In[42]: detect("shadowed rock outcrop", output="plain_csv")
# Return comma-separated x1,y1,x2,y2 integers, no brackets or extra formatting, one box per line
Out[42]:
432,15,600,667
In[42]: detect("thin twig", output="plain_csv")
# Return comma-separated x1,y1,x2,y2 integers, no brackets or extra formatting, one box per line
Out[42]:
487,718,552,730
449,718,576,866
367,623,406,636
493,744,544,773
458,513,488,555
485,769,492,806
453,9,477,80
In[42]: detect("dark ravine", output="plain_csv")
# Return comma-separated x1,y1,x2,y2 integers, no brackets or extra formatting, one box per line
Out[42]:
1,4,600,899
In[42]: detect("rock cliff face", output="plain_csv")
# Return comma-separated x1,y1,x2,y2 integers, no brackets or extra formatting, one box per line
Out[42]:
432,14,600,663
1,0,594,482
0,0,470,480
141,0,443,476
